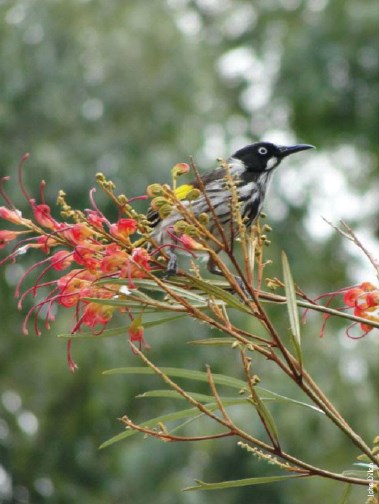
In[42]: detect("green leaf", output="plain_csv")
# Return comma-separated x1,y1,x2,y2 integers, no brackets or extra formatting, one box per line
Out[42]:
102,278,210,304
104,367,324,414
137,389,217,402
188,337,236,346
58,314,187,339
281,251,303,370
183,474,305,491
187,277,253,314
356,454,374,462
249,392,280,447
353,462,378,469
337,484,352,504
103,366,246,389
257,387,324,414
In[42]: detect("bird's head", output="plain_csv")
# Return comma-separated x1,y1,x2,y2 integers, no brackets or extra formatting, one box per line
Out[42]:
232,141,315,172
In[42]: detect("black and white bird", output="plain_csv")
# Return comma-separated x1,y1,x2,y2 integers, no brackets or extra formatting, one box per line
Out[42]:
148,141,314,276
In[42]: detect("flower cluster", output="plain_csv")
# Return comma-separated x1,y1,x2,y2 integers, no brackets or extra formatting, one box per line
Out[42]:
342,282,379,335
0,155,156,370
314,281,379,338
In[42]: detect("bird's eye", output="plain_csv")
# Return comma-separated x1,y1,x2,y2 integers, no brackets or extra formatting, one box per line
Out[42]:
258,147,268,155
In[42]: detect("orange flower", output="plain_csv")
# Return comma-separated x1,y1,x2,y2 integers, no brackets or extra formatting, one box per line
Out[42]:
0,230,25,248
343,287,362,307
110,218,137,240
82,302,115,328
0,206,23,224
33,204,59,230
51,250,73,271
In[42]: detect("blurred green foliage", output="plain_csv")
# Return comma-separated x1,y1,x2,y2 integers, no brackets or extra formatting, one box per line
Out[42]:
0,1,377,503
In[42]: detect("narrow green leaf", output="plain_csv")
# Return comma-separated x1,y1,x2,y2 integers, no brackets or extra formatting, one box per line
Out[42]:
353,462,378,469
249,393,280,447
58,314,187,339
257,387,324,414
188,277,253,314
337,484,352,504
281,251,303,370
183,474,305,491
104,367,324,414
99,278,212,304
137,390,216,402
103,366,246,389
137,389,323,415
356,454,374,462
188,337,236,346
137,390,251,405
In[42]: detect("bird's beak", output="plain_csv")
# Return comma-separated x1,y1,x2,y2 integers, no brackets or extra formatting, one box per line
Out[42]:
278,144,315,158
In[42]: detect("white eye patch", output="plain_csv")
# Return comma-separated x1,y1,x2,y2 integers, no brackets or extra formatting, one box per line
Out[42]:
266,156,278,170
258,147,268,155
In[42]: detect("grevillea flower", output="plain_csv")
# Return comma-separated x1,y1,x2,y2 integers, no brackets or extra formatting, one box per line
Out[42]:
310,282,379,339
0,155,155,371
33,204,60,230
110,218,138,240
81,302,115,328
179,234,206,251
128,316,149,350
51,250,74,271
0,230,27,248
0,206,23,224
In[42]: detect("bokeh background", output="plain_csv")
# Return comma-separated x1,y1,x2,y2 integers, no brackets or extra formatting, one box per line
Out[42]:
0,1,378,503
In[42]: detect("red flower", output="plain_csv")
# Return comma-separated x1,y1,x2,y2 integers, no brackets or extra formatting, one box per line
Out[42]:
110,218,137,240
343,287,362,307
33,204,59,230
131,247,151,269
82,302,114,328
86,210,106,229
128,316,149,350
63,223,94,244
0,206,23,224
0,230,24,248
51,250,73,271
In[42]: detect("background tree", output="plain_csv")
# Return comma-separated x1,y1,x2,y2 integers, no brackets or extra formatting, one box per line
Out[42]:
0,1,377,503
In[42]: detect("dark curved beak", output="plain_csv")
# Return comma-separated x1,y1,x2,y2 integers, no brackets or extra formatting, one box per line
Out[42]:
278,144,315,158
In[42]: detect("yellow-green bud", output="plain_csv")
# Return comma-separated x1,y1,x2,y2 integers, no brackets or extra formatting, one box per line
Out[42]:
173,220,187,233
184,225,198,237
151,196,169,210
158,204,173,219
186,188,201,201
171,163,190,178
147,184,164,197
198,213,209,225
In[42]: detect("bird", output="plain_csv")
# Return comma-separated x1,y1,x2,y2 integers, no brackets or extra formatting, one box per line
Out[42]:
147,141,314,278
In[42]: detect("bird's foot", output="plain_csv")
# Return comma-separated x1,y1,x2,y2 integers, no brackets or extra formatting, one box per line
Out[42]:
163,250,178,278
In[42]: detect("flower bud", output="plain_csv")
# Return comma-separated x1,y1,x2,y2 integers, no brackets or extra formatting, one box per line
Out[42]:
186,188,201,201
151,196,169,210
198,213,209,225
171,163,190,178
158,204,173,219
173,220,187,233
147,184,164,197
